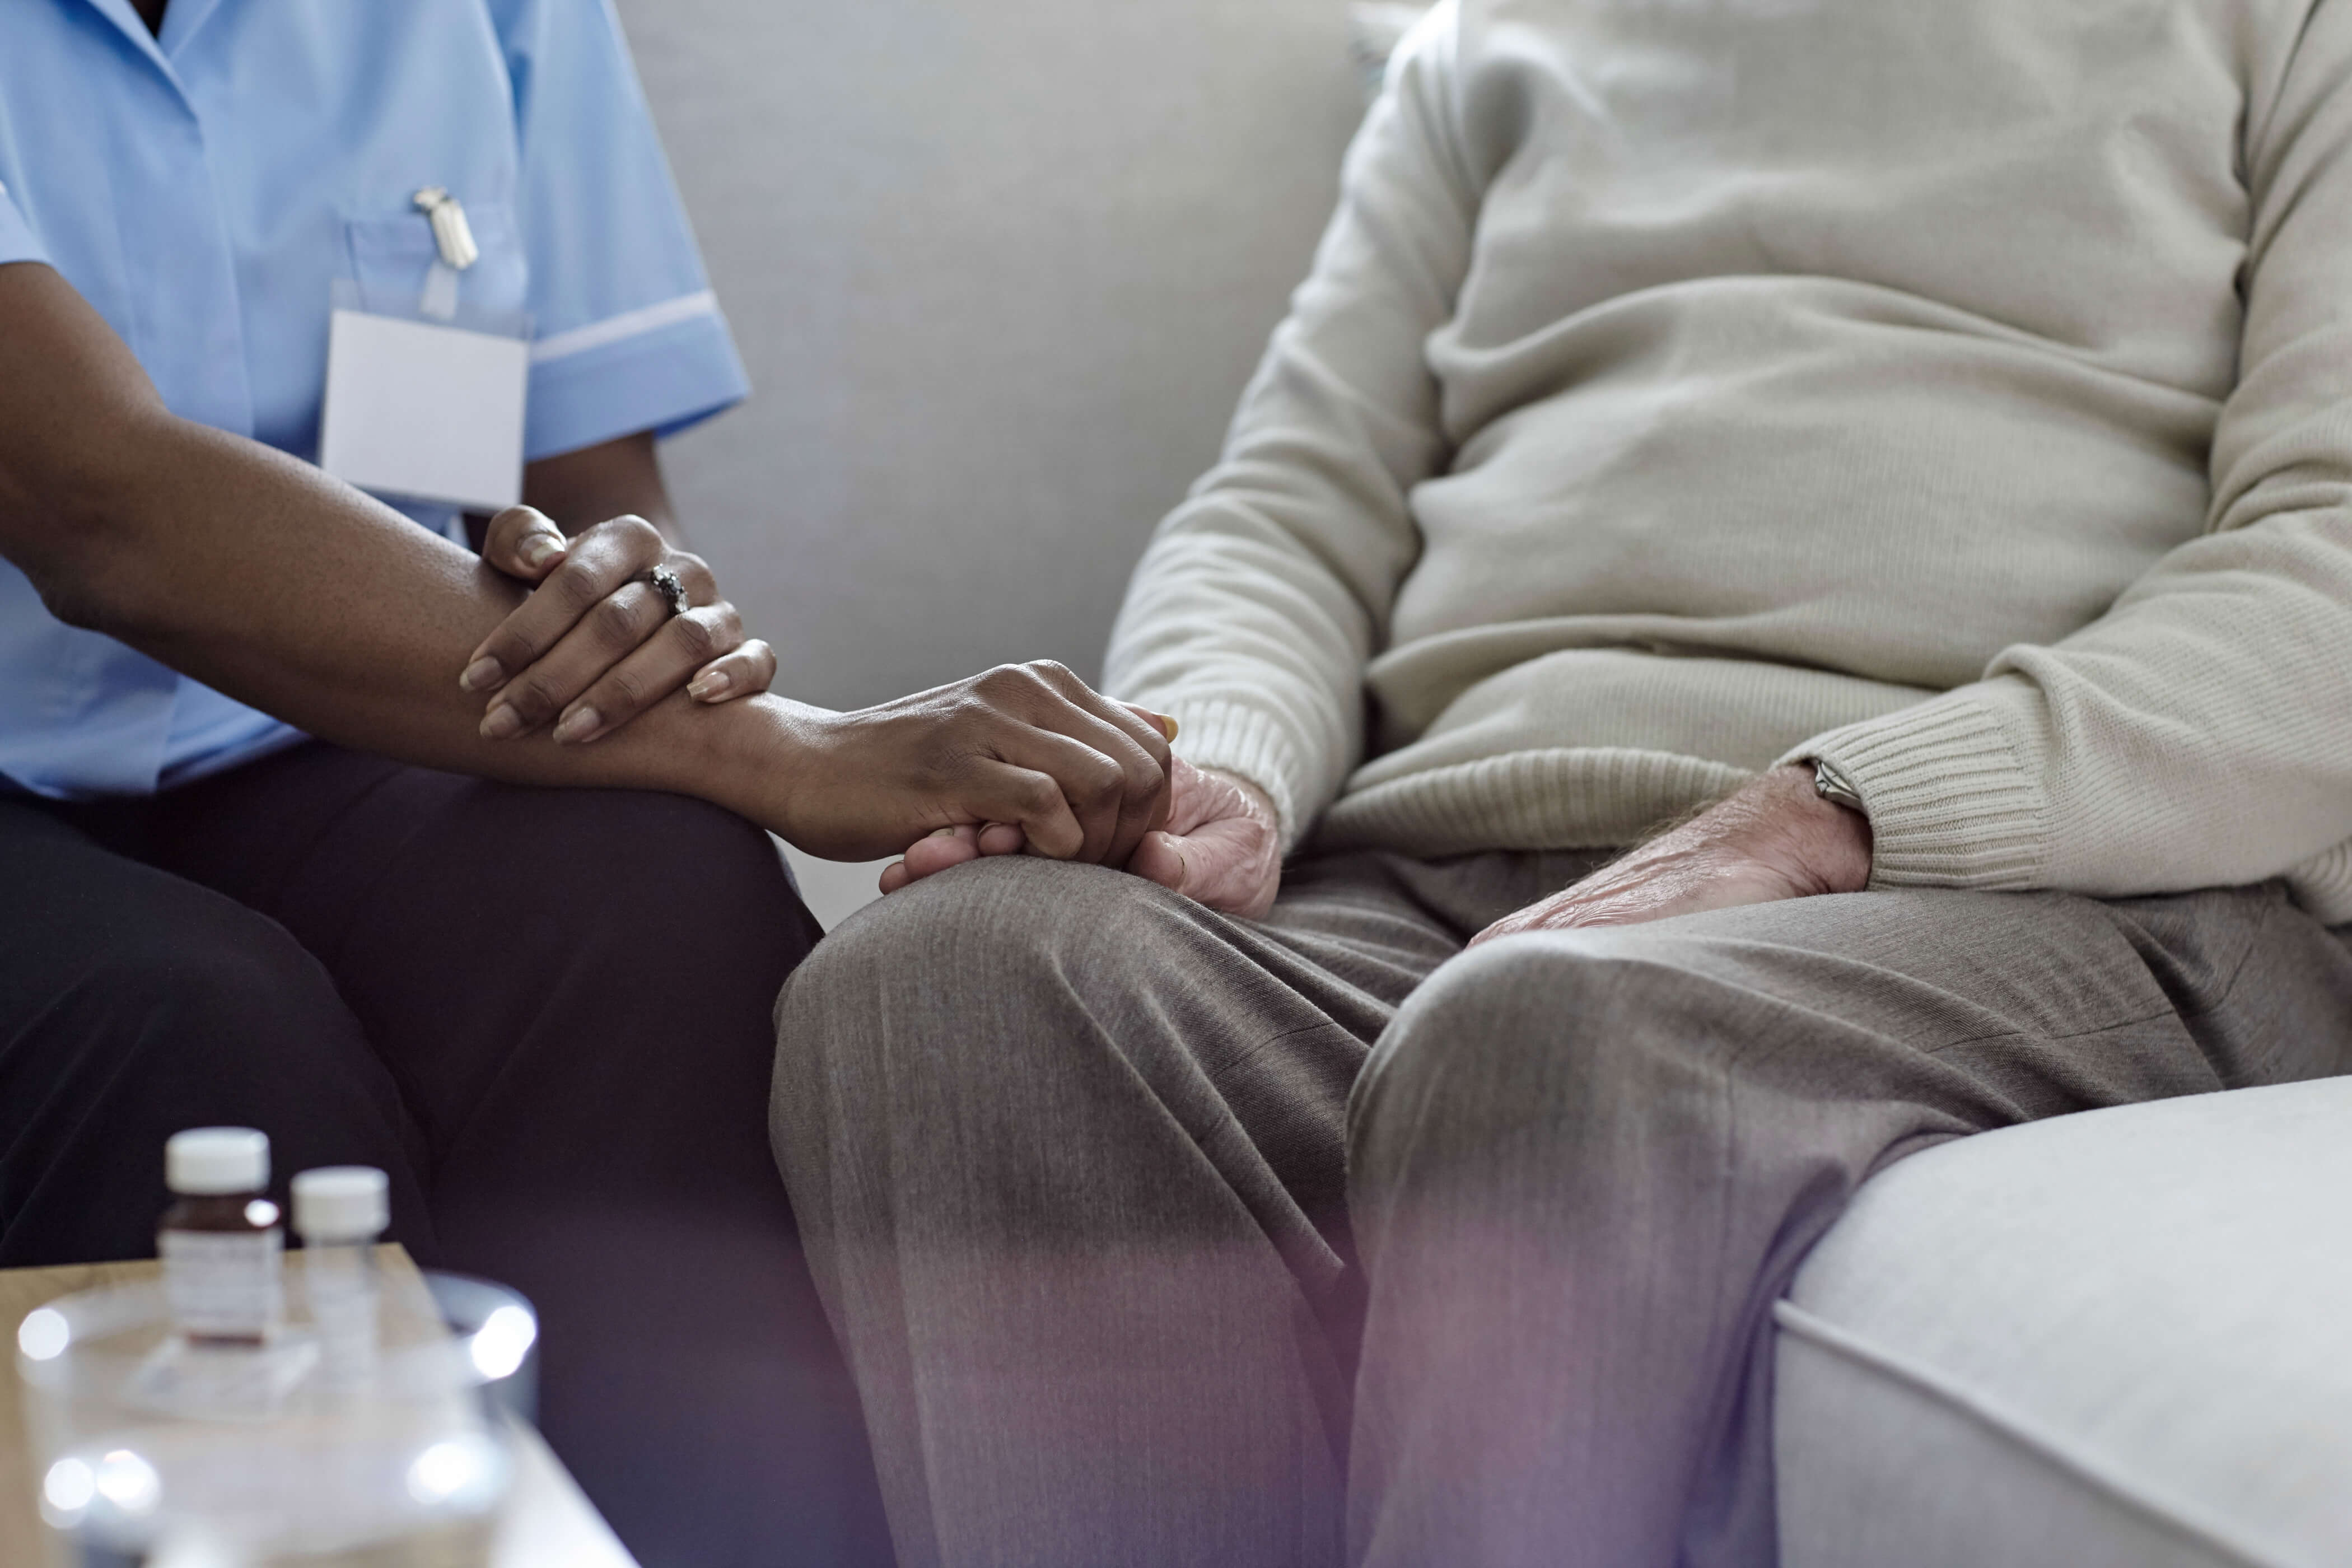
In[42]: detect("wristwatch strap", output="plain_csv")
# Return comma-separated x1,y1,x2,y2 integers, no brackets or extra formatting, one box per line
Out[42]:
1812,757,1866,813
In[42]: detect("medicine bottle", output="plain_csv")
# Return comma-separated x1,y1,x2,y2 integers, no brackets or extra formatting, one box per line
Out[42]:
158,1127,283,1347
293,1165,390,1381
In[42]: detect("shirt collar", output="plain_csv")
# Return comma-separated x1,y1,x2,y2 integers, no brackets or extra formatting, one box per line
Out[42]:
77,0,231,86
155,0,228,57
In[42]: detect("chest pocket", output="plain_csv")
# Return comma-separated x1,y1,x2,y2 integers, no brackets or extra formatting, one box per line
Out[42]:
340,198,529,334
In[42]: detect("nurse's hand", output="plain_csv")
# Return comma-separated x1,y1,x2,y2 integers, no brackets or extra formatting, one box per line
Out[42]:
753,665,1175,869
461,505,777,744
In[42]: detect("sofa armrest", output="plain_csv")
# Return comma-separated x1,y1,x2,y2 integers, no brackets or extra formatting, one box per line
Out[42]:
1776,1076,2352,1568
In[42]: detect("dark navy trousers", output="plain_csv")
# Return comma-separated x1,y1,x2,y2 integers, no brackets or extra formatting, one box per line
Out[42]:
0,742,892,1568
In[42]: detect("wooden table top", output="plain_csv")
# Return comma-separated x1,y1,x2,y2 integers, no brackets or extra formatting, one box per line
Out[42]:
0,1249,637,1568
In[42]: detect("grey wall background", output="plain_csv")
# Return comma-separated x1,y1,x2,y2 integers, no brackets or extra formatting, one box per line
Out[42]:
613,0,1366,711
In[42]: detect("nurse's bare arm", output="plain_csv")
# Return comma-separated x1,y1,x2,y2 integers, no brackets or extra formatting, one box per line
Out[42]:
520,430,679,538
0,260,1172,862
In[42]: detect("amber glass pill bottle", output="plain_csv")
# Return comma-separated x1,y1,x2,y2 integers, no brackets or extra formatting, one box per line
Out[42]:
158,1127,284,1347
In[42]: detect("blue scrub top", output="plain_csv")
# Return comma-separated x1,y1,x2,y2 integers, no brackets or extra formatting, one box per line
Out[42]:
0,0,751,798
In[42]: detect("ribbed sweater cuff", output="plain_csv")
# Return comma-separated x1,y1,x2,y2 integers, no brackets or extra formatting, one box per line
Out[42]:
1164,698,1319,852
1781,692,2050,890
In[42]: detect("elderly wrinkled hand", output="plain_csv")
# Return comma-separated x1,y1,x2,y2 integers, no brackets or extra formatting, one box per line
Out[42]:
1469,764,1872,946
461,505,776,745
1120,757,1282,917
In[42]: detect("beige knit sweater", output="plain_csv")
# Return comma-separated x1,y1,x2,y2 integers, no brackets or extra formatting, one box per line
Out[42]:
1104,0,2352,921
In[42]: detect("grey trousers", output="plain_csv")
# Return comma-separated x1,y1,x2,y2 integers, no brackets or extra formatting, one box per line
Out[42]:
770,848,2352,1568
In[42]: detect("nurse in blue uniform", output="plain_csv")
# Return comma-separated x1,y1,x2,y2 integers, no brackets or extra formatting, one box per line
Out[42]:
0,1,1176,1562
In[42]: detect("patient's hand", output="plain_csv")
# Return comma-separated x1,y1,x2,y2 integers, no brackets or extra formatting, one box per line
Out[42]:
1126,758,1282,917
1468,764,1870,945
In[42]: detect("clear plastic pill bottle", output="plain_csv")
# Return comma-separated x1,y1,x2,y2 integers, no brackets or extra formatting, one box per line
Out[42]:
293,1164,389,1380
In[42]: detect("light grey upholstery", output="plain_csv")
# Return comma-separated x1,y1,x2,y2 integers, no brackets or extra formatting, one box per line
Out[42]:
1777,1077,2352,1568
614,0,1364,711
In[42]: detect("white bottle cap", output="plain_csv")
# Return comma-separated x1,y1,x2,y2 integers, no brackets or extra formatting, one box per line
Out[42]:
292,1166,390,1242
165,1127,269,1196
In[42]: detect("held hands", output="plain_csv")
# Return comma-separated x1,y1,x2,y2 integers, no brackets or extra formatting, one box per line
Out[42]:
449,534,1180,885
1469,764,1871,946
450,527,1229,907
881,752,1282,918
765,662,1175,870
461,505,775,744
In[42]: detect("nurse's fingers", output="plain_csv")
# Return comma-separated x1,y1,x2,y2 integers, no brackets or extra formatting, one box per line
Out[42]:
687,638,777,704
463,514,683,697
961,760,1089,862
935,707,1168,866
517,600,749,744
876,771,1089,878
478,505,571,585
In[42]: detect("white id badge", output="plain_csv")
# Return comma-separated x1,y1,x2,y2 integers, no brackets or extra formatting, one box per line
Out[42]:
318,277,530,512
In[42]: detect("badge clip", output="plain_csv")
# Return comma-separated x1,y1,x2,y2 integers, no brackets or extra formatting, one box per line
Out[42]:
412,187,479,321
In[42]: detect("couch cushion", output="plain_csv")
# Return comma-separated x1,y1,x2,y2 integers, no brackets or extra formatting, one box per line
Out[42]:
613,0,1366,712
1776,1076,2352,1568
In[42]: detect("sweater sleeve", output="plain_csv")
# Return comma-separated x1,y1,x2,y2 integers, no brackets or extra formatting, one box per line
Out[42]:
1100,6,1475,849
1782,0,2352,921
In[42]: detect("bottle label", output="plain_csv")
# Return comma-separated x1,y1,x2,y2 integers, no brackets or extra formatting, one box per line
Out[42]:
161,1229,284,1339
305,1248,382,1382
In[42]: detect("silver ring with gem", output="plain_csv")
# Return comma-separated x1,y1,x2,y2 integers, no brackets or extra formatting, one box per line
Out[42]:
643,565,690,618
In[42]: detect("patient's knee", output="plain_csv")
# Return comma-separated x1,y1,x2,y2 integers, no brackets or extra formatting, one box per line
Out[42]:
1350,928,1725,1177
776,855,1173,1061
829,854,1155,966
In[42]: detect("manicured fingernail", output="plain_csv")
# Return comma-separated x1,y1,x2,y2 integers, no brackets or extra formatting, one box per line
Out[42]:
1156,713,1179,741
459,656,504,693
521,532,567,570
552,706,600,745
689,670,731,702
929,826,959,839
480,703,523,740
